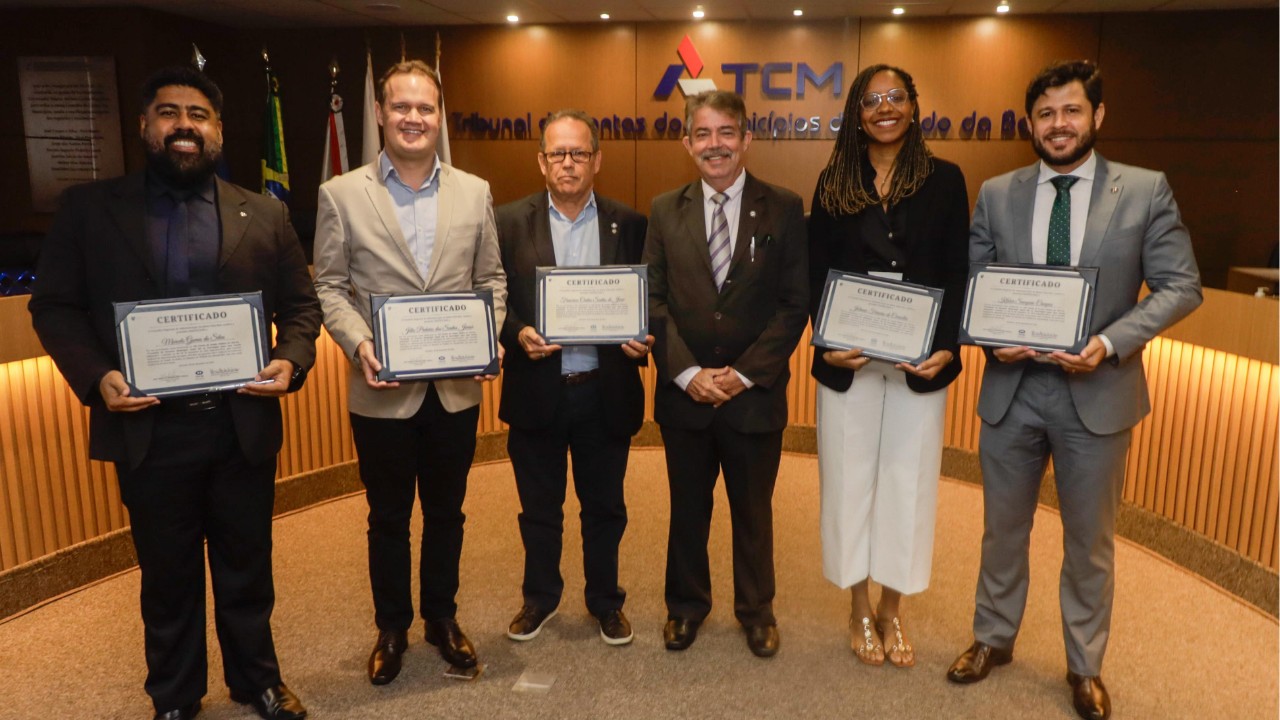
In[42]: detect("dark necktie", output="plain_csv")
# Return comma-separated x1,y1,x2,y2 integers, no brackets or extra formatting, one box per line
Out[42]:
1046,175,1079,266
708,192,730,290
165,190,190,296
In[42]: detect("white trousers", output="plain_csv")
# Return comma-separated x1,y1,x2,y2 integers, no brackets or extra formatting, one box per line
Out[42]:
816,361,946,595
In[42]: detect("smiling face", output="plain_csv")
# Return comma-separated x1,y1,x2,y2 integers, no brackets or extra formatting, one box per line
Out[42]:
858,69,914,151
538,116,601,208
376,70,440,166
683,106,751,192
1029,79,1105,173
139,84,223,187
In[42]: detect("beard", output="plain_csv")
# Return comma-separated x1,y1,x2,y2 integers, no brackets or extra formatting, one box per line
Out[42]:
1031,123,1096,169
145,129,221,188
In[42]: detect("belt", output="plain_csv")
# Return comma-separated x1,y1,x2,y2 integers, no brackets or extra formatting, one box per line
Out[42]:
159,392,225,413
561,369,599,386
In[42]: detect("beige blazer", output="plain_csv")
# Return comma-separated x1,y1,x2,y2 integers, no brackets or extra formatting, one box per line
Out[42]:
314,160,507,419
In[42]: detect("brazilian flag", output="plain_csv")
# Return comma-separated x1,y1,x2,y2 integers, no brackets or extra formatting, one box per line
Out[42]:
261,72,290,203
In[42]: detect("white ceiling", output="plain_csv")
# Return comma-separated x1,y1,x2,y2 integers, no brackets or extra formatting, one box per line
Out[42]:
0,0,1271,26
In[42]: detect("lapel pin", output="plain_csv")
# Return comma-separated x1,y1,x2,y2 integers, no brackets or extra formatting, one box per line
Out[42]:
611,222,618,234
749,210,757,218
1110,187,1119,193
240,211,247,217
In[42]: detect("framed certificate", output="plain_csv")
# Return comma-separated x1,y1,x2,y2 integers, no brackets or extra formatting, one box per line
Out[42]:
370,291,499,382
114,292,268,397
535,265,648,345
960,263,1099,353
812,270,943,365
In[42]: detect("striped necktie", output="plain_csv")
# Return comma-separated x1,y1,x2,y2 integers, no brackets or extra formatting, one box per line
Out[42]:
708,191,731,289
1046,175,1079,266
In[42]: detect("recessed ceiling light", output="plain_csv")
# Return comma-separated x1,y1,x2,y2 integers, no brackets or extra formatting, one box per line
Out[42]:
506,13,519,22
693,6,705,19
793,8,803,16
892,7,905,15
600,12,610,19
996,2,1010,12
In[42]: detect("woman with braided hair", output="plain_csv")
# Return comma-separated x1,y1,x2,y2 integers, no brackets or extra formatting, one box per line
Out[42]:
808,64,970,668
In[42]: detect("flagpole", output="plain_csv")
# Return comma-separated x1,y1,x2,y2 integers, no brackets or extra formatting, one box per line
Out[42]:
362,43,380,166
435,31,451,167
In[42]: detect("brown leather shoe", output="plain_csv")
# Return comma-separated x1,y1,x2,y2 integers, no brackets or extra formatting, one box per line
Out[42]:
367,629,408,685
745,623,780,658
230,684,307,720
425,618,477,668
946,641,1013,684
1067,671,1112,720
663,618,701,651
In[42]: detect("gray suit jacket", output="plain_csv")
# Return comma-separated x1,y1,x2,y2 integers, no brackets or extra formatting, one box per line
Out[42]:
313,160,507,419
970,153,1202,435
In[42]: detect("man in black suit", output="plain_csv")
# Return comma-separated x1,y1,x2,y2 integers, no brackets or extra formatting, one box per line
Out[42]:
642,90,808,658
496,109,650,646
28,66,319,720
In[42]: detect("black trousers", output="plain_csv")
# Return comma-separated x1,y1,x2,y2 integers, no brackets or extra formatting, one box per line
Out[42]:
660,417,782,627
349,385,478,631
116,404,281,713
507,380,629,618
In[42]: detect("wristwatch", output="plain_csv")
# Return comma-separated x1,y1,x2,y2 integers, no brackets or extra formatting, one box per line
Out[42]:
286,363,308,393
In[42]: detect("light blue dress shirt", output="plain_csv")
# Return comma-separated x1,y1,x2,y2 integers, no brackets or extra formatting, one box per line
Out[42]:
379,151,441,284
548,192,600,374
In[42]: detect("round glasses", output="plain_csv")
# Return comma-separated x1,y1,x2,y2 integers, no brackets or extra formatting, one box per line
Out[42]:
859,89,909,111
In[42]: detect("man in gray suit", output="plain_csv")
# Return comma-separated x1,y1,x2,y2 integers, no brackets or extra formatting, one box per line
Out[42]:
945,61,1201,720
313,59,506,685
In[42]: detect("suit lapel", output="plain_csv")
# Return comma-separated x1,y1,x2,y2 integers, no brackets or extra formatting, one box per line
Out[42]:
1080,155,1119,267
106,174,158,280
531,193,557,266
427,163,454,288
679,182,713,280
1010,164,1038,264
364,165,423,286
596,197,621,265
216,178,250,268
733,173,763,274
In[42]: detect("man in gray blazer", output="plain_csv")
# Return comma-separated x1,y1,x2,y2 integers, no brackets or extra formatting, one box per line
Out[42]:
643,90,808,658
946,61,1201,720
313,60,506,685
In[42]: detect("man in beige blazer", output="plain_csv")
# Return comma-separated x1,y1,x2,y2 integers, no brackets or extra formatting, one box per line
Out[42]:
313,59,506,686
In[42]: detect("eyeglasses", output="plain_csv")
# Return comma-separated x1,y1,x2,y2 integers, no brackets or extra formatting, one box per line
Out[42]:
859,89,909,111
542,149,594,164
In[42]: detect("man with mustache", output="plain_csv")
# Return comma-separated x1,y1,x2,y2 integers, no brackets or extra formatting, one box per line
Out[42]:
642,90,808,658
495,109,650,646
29,66,320,720
313,59,506,685
946,61,1201,720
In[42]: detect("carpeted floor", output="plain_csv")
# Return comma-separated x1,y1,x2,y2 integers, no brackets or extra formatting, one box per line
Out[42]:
0,449,1275,719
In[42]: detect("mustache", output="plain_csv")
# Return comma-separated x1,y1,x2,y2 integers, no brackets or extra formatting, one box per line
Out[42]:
700,149,732,161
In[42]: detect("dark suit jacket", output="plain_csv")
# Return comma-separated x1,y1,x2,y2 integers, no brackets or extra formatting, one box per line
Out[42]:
28,173,322,469
496,192,648,438
642,172,809,434
807,158,970,394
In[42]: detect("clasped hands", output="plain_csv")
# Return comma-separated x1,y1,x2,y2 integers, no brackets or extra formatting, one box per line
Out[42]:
686,366,747,407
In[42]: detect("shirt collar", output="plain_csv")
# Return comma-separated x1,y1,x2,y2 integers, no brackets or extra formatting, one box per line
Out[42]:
379,151,440,190
1038,151,1097,185
547,191,597,223
701,170,747,203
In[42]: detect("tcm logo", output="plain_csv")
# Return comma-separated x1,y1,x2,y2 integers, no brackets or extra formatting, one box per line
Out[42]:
653,35,843,101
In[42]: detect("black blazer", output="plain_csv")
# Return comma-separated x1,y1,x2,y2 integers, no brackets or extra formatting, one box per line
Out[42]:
28,173,322,469
643,172,809,434
495,192,648,438
807,158,969,394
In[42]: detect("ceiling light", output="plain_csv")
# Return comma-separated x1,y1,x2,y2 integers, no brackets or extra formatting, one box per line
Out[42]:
793,8,803,16
996,2,1010,12
600,12,610,19
506,14,519,22
364,0,401,9
892,7,905,15
693,6,705,19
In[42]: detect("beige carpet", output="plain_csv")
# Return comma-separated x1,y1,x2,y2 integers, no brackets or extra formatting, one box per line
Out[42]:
0,449,1275,719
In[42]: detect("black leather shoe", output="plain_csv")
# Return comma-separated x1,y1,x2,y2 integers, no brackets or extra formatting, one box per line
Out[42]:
946,641,1013,684
368,629,409,685
598,609,634,646
230,684,307,720
154,700,201,720
745,623,780,658
425,618,478,668
1067,671,1112,720
507,605,557,641
663,617,701,651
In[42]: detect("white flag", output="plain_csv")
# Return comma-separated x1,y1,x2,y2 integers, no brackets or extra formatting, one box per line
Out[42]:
362,49,381,165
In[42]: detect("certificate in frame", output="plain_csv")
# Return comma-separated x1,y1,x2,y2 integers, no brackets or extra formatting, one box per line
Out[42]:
535,265,648,345
370,291,499,382
812,270,943,365
960,262,1099,353
114,292,268,397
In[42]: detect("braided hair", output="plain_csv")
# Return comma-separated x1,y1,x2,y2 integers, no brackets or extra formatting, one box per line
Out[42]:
817,64,933,216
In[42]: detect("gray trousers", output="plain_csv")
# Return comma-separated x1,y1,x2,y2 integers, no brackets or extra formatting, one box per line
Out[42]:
973,364,1131,676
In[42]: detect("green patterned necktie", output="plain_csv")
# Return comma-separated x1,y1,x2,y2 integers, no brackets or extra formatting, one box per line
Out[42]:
1046,175,1079,266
